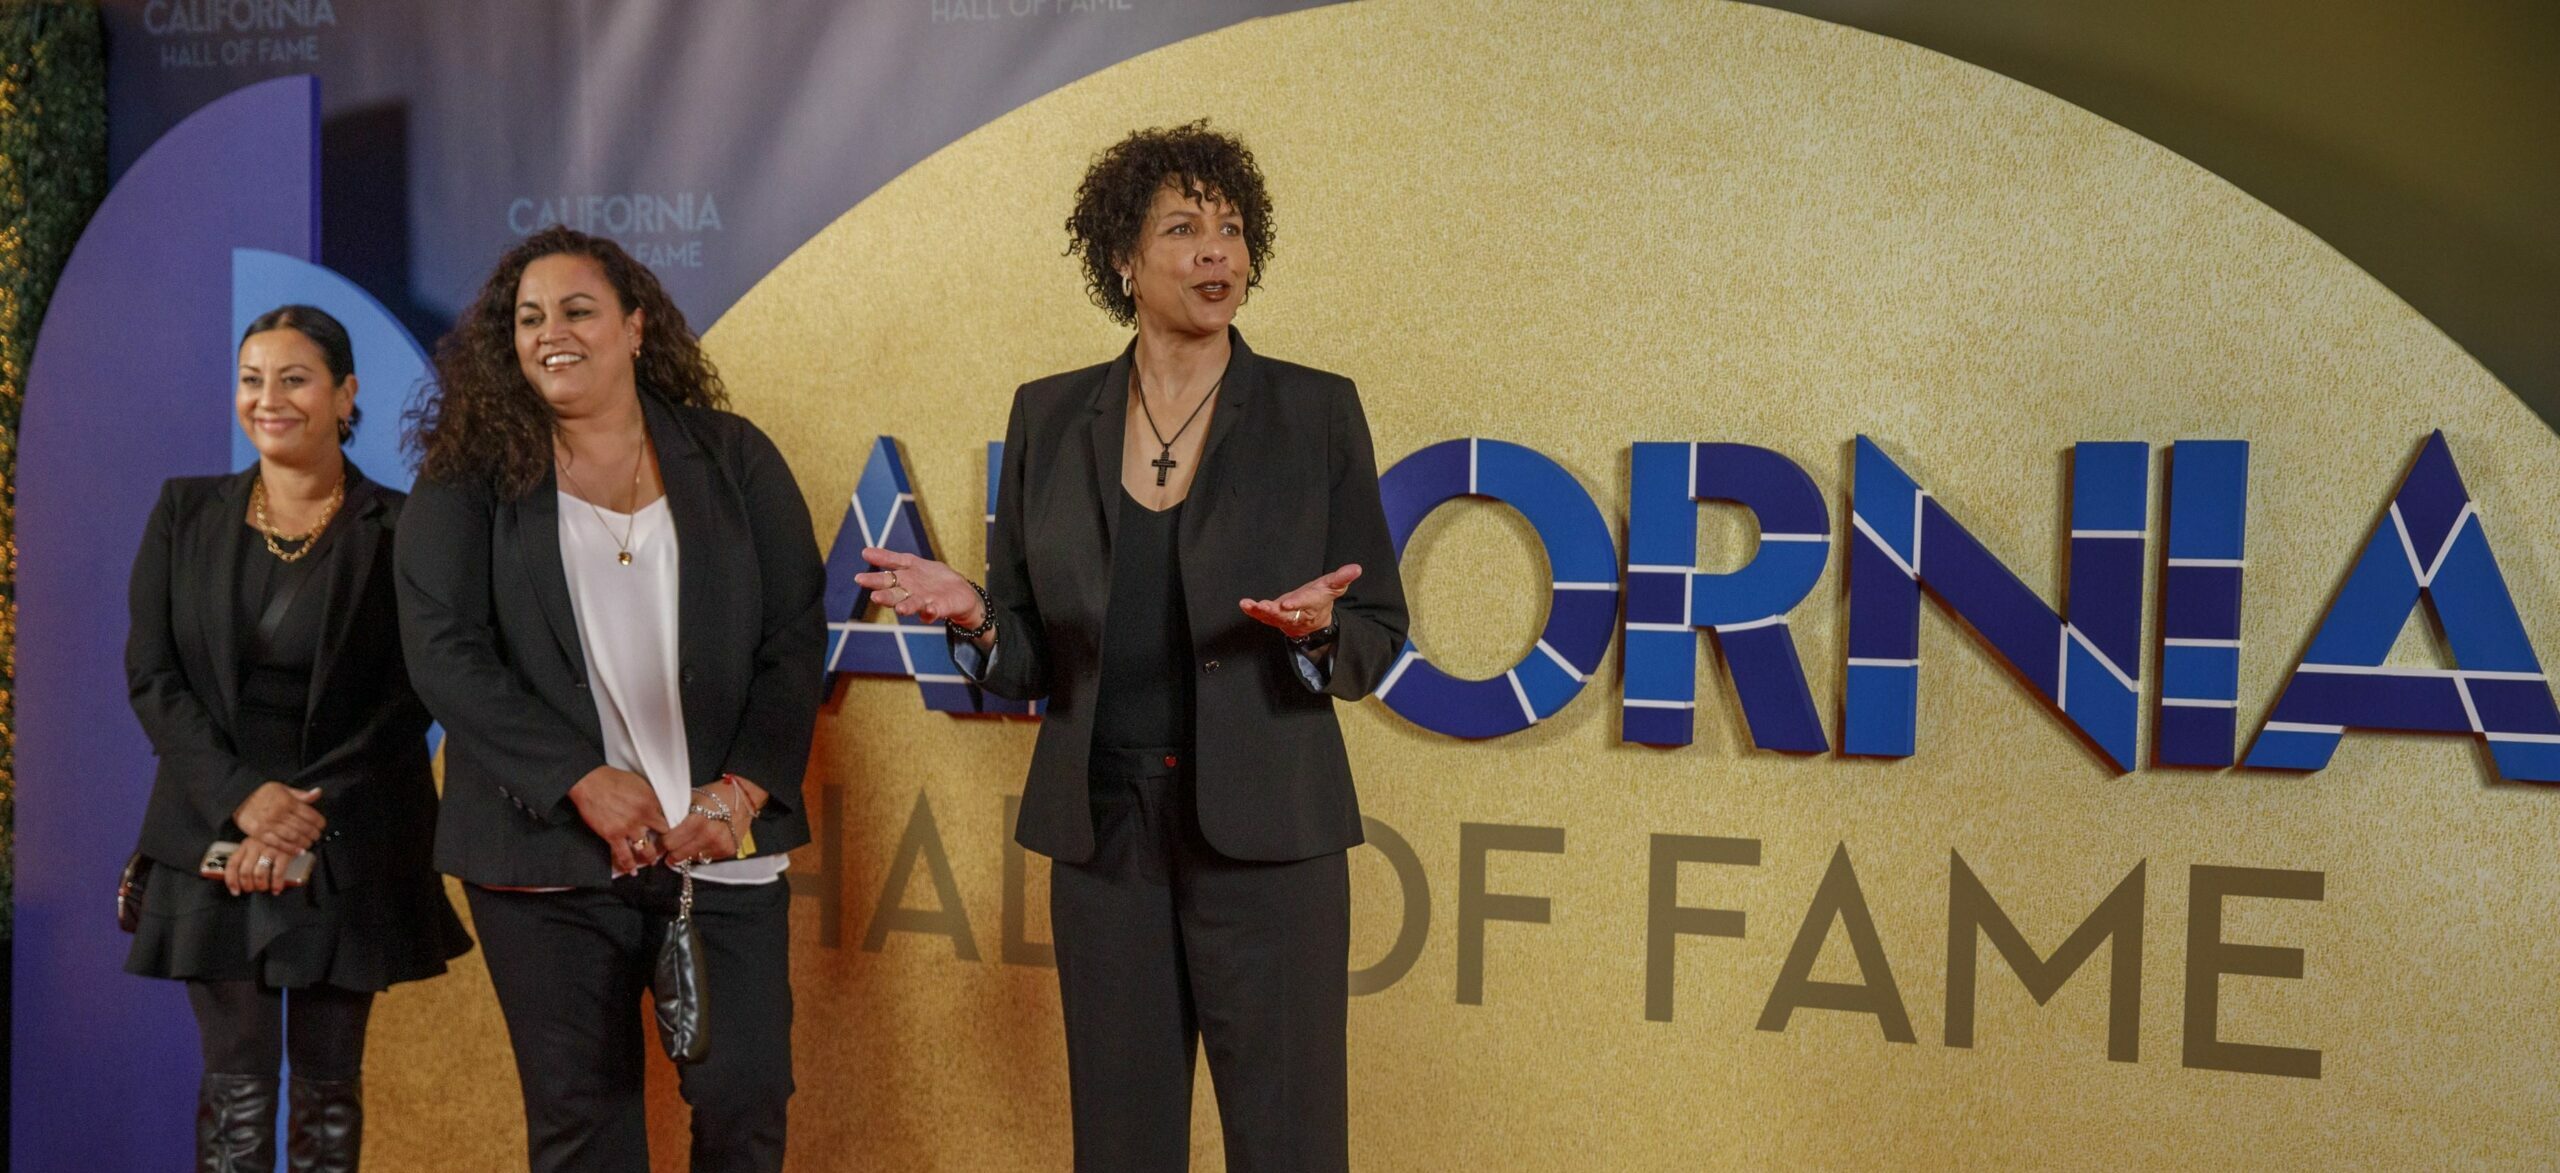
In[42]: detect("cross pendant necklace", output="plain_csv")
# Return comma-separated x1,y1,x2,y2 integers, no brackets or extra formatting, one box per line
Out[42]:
1134,369,1222,487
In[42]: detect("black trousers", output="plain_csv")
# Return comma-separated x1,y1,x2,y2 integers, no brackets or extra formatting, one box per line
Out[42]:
466,873,793,1173
186,980,374,1080
1051,747,1351,1173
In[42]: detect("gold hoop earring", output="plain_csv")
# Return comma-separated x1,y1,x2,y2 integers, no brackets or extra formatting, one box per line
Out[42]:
1119,273,1131,298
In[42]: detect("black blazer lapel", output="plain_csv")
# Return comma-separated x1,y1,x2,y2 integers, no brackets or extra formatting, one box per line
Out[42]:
647,393,722,777
1179,328,1258,551
199,467,259,726
302,470,388,728
1088,342,1135,552
1190,328,1257,490
513,467,589,682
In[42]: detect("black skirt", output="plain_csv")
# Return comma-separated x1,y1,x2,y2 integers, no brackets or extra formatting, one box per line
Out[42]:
125,686,470,991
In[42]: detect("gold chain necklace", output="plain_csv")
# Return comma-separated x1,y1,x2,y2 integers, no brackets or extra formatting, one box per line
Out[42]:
251,473,346,564
558,430,652,566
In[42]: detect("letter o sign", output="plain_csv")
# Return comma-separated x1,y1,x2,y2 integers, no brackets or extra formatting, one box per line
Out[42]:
1373,439,1620,738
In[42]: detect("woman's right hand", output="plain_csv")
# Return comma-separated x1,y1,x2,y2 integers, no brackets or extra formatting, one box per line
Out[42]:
232,782,326,854
854,547,983,629
570,765,671,874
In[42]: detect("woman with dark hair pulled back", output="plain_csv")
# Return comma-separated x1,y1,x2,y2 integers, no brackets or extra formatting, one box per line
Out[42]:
123,303,470,1170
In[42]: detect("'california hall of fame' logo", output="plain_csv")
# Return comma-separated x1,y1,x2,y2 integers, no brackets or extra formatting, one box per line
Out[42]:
141,0,339,70
507,192,726,271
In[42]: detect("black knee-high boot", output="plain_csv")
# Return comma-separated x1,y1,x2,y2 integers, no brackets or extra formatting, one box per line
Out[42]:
196,1073,278,1173
286,1075,363,1173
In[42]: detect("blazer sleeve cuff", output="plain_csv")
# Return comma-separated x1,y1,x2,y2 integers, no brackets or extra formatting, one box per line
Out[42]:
195,760,272,833
949,629,998,683
508,755,604,826
1290,643,1333,694
718,762,801,818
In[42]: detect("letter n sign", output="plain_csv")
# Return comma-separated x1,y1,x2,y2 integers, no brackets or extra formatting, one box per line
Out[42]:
1843,438,2148,770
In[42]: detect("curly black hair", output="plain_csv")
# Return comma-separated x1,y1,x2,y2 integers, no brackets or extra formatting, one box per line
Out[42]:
1065,120,1274,327
406,225,728,498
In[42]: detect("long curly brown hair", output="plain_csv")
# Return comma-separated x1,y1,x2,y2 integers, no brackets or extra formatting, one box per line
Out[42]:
1065,120,1275,327
406,225,728,497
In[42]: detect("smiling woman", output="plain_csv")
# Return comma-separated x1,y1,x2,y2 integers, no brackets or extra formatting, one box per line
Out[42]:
394,225,823,1173
121,303,470,1170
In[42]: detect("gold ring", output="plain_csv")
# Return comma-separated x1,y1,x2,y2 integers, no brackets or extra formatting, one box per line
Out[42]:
1292,607,1311,625
886,570,900,590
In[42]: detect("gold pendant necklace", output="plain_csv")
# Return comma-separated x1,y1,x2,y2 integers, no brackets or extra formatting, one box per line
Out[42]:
252,473,346,564
559,430,651,566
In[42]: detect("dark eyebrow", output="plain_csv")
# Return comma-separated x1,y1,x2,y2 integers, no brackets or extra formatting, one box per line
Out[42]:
516,291,598,314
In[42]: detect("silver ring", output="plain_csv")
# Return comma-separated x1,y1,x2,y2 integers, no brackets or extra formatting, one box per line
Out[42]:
629,837,649,854
1292,607,1311,625
255,857,275,871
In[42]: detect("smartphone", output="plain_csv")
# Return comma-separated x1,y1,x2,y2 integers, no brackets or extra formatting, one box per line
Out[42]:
198,840,316,887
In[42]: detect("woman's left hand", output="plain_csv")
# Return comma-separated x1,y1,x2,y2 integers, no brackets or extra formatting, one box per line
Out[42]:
658,777,767,865
658,812,739,865
1240,564,1362,640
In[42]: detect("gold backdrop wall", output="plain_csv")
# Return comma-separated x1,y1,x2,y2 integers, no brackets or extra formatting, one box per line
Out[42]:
365,1,2560,1167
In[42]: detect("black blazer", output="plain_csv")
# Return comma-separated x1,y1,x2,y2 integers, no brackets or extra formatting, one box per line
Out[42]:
394,394,826,888
974,331,1409,864
126,466,441,884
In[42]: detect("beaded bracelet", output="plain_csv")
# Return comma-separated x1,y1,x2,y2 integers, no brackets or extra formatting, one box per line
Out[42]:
945,578,998,640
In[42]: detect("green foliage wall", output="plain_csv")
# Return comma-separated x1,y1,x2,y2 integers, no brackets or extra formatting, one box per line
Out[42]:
0,0,109,936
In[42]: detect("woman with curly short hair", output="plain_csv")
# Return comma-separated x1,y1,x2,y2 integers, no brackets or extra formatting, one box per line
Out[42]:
396,225,824,1172
857,121,1408,1171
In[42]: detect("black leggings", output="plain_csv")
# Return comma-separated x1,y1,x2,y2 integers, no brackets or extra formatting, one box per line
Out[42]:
185,980,375,1081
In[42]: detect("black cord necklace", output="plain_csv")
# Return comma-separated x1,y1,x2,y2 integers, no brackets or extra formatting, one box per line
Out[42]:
1133,369,1223,486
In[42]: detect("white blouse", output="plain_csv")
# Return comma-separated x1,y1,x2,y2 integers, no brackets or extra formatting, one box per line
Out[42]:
559,492,787,885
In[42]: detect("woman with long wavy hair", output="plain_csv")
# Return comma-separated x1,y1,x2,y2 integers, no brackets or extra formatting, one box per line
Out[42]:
396,225,824,1173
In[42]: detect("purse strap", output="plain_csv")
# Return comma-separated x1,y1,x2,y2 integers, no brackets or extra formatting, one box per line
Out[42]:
250,556,323,660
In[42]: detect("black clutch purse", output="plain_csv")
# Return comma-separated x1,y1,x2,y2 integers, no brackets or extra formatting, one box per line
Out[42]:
653,863,710,1063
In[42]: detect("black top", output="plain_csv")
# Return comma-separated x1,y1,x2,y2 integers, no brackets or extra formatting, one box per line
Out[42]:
960,330,1413,865
1091,491,1193,751
233,523,332,744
